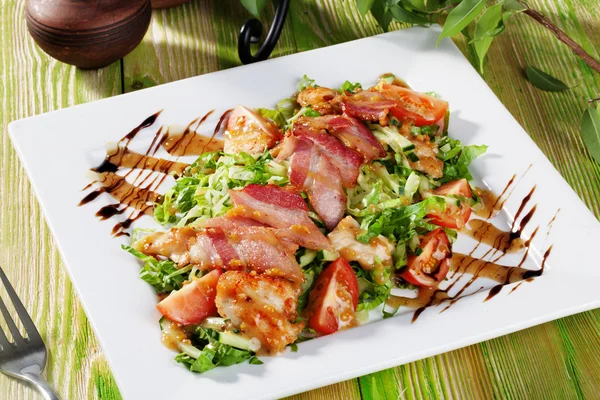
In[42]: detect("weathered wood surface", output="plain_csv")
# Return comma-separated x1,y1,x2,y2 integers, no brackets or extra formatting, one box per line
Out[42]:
0,0,599,398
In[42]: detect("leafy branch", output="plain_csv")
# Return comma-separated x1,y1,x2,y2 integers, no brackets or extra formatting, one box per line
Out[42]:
354,0,600,163
355,0,600,74
239,0,600,164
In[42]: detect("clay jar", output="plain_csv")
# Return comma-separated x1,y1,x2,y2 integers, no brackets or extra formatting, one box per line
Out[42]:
151,0,192,8
26,0,152,69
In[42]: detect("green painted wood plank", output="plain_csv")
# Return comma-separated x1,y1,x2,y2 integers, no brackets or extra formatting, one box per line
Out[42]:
122,2,298,93
289,0,600,399
2,1,600,400
0,1,121,399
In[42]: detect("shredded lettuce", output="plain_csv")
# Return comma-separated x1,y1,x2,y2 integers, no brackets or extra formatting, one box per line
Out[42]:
347,163,408,217
174,327,260,373
154,151,288,226
298,75,316,91
357,196,446,244
296,249,329,311
437,137,488,183
354,266,392,312
339,80,362,94
256,97,299,130
122,245,188,293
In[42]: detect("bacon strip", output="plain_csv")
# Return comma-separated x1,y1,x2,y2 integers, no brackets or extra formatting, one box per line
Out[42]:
302,115,386,161
227,227,303,282
341,90,396,126
133,225,303,281
196,215,266,230
288,137,346,231
291,122,362,188
228,184,331,250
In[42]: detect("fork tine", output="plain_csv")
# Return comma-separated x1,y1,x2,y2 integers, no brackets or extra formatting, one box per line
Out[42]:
0,323,10,350
0,267,40,343
0,295,23,343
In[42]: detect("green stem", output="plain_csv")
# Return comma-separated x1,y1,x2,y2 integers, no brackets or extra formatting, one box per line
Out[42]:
522,7,600,74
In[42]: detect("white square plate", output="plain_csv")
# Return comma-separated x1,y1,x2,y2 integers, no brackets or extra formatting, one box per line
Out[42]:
9,26,600,400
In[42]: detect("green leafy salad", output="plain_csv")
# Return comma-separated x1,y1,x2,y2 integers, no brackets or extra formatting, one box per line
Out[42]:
124,73,487,373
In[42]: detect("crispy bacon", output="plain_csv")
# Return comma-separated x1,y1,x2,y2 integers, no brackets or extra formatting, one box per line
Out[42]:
328,216,395,270
288,137,346,231
228,184,331,250
296,87,341,115
215,271,304,354
133,225,303,281
303,115,386,161
224,106,282,155
199,214,299,253
227,227,303,281
196,215,265,230
341,90,396,126
291,122,362,188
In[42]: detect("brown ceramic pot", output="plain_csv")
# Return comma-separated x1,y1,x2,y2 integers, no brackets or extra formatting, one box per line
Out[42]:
26,0,152,69
151,0,192,8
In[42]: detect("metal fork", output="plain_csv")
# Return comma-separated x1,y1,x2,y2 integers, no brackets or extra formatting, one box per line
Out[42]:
0,266,59,400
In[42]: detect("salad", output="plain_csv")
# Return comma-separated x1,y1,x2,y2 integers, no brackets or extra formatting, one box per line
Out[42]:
124,74,487,373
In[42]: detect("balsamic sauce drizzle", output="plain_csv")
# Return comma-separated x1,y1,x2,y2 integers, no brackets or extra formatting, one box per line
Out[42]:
388,166,555,323
79,109,229,237
80,115,556,322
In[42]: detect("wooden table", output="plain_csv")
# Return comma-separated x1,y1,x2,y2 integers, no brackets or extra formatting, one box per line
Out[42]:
1,1,599,399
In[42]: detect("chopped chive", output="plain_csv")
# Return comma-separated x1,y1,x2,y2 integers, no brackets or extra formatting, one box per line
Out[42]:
406,152,419,162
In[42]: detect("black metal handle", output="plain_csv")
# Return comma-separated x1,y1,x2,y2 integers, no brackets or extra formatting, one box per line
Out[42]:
238,0,290,65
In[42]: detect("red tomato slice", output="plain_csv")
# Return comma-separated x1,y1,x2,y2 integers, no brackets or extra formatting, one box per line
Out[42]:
307,258,359,335
380,84,449,126
399,229,451,287
156,269,222,325
427,179,473,229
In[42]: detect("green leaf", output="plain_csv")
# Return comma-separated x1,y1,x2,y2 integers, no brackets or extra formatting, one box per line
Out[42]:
581,103,600,164
438,0,486,44
256,108,286,128
240,0,267,18
472,2,505,72
389,5,429,25
402,0,427,12
525,66,569,92
356,0,376,15
249,356,264,365
503,0,527,22
339,80,362,94
297,74,316,91
370,1,393,32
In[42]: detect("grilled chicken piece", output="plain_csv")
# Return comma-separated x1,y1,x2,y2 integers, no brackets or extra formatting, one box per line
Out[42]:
296,87,342,115
224,106,282,155
328,216,395,270
228,184,331,250
400,129,444,179
302,115,386,162
134,226,220,268
133,226,303,281
287,137,346,231
215,271,304,354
